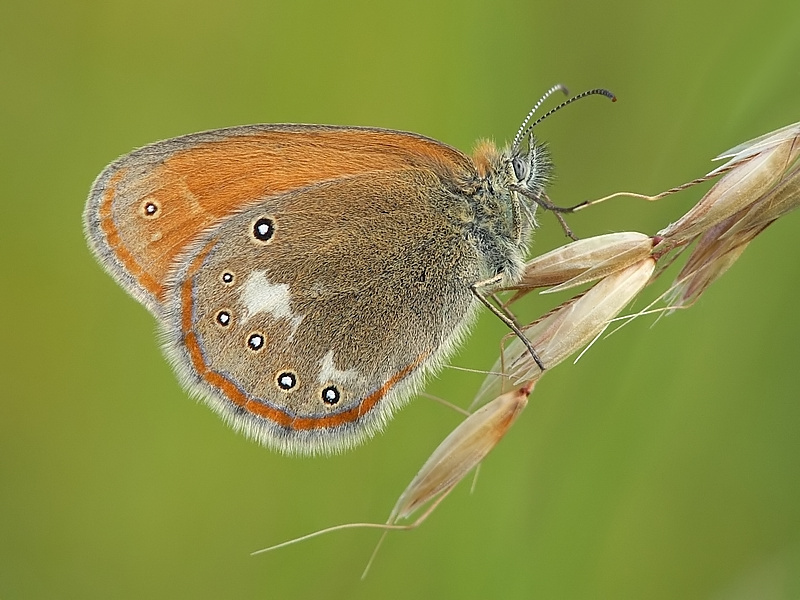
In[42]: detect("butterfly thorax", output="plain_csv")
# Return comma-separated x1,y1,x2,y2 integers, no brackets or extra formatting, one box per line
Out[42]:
465,138,552,284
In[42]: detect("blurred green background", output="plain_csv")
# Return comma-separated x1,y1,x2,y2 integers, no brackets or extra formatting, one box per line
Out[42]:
2,0,800,598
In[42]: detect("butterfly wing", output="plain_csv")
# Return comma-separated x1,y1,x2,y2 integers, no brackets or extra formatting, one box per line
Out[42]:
162,169,484,454
84,125,476,315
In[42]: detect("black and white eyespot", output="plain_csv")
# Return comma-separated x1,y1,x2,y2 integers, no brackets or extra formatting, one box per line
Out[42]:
220,271,235,285
215,310,231,327
321,385,340,405
251,216,275,243
141,199,161,218
247,332,265,351
276,371,297,391
511,156,529,182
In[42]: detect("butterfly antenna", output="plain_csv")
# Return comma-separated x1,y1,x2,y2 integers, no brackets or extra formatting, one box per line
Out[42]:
511,84,570,152
526,88,616,134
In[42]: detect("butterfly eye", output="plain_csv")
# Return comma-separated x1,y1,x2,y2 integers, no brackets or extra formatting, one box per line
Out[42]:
512,156,528,182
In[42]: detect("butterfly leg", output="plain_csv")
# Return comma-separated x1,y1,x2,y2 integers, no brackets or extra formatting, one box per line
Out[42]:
471,276,546,371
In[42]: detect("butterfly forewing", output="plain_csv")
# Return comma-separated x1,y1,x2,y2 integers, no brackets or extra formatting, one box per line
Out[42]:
84,125,476,316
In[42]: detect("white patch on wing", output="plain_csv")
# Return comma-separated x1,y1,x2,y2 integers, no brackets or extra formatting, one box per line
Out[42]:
318,350,364,385
239,271,303,335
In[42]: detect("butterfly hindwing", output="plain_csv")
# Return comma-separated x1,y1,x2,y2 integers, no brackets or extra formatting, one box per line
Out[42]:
162,169,484,454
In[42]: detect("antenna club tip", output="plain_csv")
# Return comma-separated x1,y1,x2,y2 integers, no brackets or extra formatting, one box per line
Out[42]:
597,89,616,102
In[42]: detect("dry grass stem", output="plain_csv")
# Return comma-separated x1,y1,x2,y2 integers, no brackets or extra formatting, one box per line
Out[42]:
506,232,654,299
388,383,532,522
658,140,796,246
